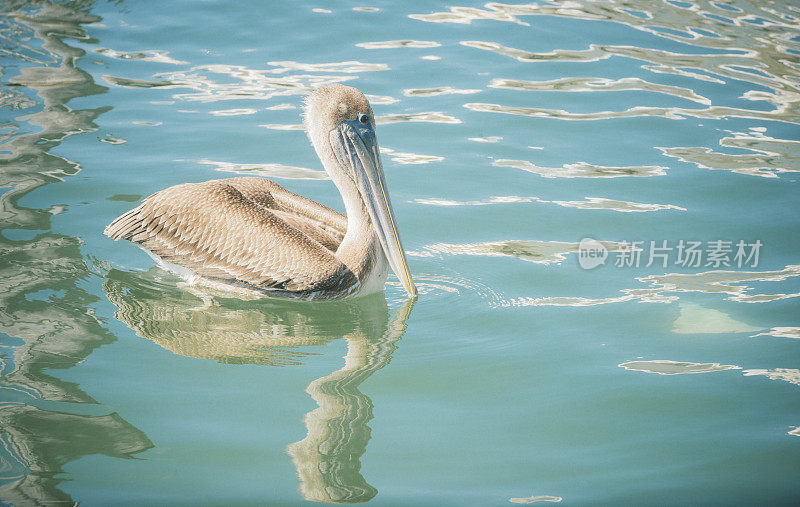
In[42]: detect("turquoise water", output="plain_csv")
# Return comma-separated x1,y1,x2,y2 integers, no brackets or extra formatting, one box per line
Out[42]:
1,0,799,504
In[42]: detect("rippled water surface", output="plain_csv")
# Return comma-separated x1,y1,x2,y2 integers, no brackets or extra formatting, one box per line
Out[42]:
1,0,799,504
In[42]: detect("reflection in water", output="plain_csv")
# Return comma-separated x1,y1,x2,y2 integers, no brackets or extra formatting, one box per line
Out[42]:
619,360,741,375
110,61,381,103
672,302,760,334
0,2,105,393
658,131,800,178
379,147,444,165
208,107,258,116
0,3,154,504
103,267,414,502
620,361,800,387
94,47,187,65
287,300,412,503
402,86,481,97
0,3,110,403
752,327,800,340
414,195,684,212
356,40,440,49
0,404,153,505
742,368,800,386
414,0,800,179
638,266,800,303
196,158,328,181
105,268,345,365
376,111,461,125
410,239,630,266
549,197,684,213
501,264,800,307
509,493,563,504
489,77,711,105
468,136,502,143
493,159,668,179
619,359,800,435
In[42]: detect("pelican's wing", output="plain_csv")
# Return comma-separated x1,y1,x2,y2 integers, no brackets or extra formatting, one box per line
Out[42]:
104,178,349,292
221,177,346,252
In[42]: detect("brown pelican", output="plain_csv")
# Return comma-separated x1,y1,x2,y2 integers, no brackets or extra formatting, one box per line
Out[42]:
104,84,416,299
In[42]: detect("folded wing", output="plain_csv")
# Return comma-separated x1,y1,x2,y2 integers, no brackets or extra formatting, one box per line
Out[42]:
104,177,350,292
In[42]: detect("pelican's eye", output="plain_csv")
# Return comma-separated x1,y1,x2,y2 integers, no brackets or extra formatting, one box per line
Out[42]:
358,113,369,124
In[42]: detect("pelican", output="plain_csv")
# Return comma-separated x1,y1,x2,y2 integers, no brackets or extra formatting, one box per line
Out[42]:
104,84,416,299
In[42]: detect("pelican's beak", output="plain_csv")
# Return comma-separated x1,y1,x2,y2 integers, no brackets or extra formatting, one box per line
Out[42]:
330,119,417,297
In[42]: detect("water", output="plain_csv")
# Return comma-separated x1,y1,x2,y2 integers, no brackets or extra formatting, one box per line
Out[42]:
1,0,799,504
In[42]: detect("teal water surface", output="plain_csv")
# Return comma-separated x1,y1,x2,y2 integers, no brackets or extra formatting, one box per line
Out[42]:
1,0,799,504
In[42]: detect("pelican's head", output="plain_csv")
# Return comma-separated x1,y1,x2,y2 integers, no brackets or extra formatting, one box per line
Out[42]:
304,84,416,297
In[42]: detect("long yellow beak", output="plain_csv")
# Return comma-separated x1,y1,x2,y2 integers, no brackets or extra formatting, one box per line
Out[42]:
330,120,417,297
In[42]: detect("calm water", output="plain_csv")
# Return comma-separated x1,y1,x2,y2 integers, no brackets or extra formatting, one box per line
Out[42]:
1,0,799,504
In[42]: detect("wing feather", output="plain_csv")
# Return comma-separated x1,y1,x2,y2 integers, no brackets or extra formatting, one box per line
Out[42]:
104,178,350,293
222,177,347,247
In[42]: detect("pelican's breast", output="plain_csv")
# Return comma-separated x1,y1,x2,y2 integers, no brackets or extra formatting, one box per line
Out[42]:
350,242,390,297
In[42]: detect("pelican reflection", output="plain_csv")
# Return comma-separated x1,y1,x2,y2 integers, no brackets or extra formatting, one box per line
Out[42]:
103,268,414,502
287,296,412,503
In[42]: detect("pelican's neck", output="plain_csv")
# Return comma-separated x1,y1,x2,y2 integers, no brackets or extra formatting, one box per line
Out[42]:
335,177,379,278
311,127,382,282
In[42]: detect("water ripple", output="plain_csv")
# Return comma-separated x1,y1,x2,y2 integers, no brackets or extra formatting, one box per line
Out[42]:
415,0,800,62
356,40,441,49
672,302,760,334
376,111,461,124
409,240,630,265
94,48,187,65
413,195,684,212
619,360,740,375
258,123,304,131
509,494,563,504
398,273,505,304
493,159,668,178
658,130,800,178
468,136,502,143
195,159,327,180
102,75,184,89
639,266,800,303
403,86,481,97
98,136,126,145
464,101,800,125
621,360,800,389
409,5,531,25
268,60,389,73
105,62,386,103
742,368,800,386
489,77,711,105
447,0,800,128
208,108,257,116
380,147,444,164
752,327,800,339
551,197,685,212
365,94,399,105
620,359,800,437
504,265,800,308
